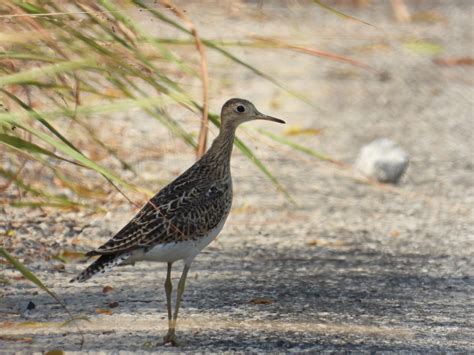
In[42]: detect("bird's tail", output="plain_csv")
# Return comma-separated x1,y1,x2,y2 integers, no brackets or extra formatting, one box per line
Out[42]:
70,252,131,283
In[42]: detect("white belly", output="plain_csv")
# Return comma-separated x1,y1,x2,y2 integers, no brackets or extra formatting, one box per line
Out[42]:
129,216,227,265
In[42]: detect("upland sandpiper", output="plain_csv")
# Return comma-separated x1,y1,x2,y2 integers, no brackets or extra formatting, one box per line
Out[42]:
71,98,285,345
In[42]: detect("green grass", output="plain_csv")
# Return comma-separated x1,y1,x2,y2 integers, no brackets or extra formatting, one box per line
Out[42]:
0,0,367,209
1,0,304,208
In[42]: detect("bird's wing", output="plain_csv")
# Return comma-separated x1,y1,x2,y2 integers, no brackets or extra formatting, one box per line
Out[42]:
87,176,231,256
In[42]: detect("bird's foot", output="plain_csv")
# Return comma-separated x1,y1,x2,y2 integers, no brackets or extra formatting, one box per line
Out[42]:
161,331,181,347
142,332,181,348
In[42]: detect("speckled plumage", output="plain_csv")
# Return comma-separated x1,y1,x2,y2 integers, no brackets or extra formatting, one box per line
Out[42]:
72,126,235,283
88,146,234,252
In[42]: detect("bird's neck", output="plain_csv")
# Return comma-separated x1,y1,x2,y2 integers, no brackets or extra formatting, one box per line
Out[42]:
201,126,236,176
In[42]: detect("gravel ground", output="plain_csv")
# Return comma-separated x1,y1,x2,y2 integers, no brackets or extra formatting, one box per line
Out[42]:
1,1,473,353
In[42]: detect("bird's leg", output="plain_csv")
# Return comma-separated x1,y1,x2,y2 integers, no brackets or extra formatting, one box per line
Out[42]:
162,262,178,346
162,263,190,346
165,262,173,331
173,263,190,325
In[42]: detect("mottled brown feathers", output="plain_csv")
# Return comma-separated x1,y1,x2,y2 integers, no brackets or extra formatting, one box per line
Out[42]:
71,98,284,283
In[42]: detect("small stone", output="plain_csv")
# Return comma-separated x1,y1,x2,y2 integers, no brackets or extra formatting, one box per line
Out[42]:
26,301,36,311
355,138,409,183
102,285,114,293
108,301,119,308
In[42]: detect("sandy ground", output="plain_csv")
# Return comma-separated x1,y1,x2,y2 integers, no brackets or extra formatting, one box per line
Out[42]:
1,1,473,352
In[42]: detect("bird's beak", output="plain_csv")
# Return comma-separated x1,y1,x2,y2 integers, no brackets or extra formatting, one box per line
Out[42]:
256,112,286,124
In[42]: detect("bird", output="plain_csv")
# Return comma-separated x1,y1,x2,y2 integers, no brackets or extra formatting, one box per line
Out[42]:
71,98,285,346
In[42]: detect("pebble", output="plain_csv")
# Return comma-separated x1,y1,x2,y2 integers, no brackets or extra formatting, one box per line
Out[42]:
355,138,409,183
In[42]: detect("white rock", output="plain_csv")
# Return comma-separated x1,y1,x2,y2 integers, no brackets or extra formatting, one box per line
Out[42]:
355,138,409,183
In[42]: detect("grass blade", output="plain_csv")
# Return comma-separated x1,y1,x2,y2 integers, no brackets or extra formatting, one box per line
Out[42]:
0,116,136,191
0,59,95,87
0,247,57,297
312,0,375,27
0,133,77,165
234,136,296,205
259,129,336,162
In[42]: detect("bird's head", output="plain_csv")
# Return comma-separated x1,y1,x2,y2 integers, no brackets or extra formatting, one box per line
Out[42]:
220,98,285,129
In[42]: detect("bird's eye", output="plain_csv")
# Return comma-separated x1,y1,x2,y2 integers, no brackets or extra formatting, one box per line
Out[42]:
236,105,246,113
